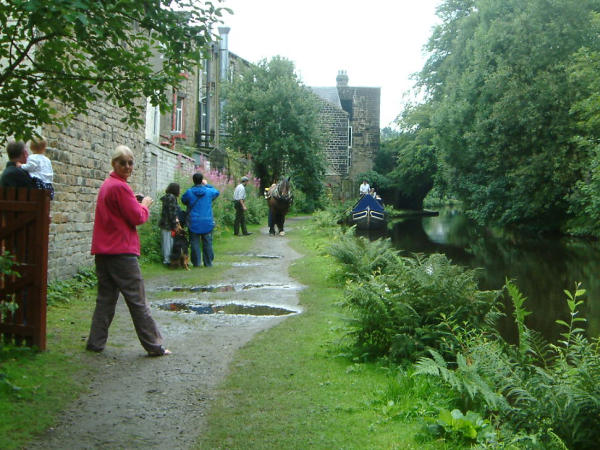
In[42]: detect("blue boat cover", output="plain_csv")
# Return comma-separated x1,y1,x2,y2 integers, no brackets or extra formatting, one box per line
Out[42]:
351,194,384,214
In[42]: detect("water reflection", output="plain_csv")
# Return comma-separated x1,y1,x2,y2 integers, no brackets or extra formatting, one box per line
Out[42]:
369,208,600,341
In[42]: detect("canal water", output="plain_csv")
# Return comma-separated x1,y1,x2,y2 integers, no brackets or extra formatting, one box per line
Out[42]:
364,208,600,342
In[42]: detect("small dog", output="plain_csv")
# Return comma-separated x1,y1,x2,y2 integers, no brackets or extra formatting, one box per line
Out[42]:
170,224,190,270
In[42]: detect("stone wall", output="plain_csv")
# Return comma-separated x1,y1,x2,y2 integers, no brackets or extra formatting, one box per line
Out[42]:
0,98,196,281
315,98,350,176
338,86,381,180
143,141,196,200
39,100,144,281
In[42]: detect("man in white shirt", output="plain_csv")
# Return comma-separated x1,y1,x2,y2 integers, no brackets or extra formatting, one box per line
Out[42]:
233,176,251,236
359,180,370,196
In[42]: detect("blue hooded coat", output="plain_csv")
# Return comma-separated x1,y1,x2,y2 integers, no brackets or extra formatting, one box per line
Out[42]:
181,184,220,234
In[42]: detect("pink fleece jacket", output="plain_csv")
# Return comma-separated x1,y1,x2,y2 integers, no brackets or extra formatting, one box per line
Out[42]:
91,172,149,255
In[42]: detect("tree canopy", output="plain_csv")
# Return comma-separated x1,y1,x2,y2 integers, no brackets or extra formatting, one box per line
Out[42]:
408,0,600,231
223,56,325,210
370,103,437,209
0,0,229,143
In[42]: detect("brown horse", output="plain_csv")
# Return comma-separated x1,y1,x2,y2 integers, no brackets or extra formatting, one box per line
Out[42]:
267,177,292,236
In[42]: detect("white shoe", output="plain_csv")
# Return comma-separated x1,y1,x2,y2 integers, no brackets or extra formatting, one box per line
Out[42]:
279,231,285,236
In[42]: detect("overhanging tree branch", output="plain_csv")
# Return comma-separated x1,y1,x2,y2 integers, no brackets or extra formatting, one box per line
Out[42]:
0,0,228,143
0,31,60,86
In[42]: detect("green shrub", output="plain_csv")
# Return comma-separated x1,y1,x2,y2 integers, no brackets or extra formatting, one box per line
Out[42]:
211,184,267,228
426,409,496,446
47,266,96,306
327,228,402,282
328,230,499,362
415,281,600,449
210,184,236,227
288,189,310,214
341,253,499,362
0,251,19,320
311,209,340,229
138,203,162,264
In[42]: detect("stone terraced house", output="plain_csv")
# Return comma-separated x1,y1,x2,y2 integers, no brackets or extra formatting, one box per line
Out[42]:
2,28,244,280
311,71,380,199
2,27,379,280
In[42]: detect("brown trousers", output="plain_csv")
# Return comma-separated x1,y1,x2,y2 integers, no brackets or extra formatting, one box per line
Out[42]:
86,254,164,354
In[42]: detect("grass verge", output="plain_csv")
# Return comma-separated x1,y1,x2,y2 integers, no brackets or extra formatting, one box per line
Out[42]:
0,224,260,450
196,217,455,449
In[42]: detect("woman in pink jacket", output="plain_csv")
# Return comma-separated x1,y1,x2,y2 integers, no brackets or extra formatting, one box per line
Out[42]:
86,145,170,356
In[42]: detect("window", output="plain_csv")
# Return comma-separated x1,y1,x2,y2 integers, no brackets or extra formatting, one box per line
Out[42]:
199,96,208,145
348,125,353,148
173,95,184,133
153,106,160,137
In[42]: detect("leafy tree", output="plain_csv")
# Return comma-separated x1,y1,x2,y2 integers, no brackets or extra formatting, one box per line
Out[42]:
0,0,229,142
416,0,600,230
380,126,400,141
223,56,326,210
565,14,600,235
369,103,437,209
387,103,437,209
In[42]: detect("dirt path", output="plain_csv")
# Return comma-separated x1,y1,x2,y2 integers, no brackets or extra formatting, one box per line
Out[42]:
26,218,305,449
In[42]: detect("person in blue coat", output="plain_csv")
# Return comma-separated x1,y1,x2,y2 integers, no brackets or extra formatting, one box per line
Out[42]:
181,172,220,267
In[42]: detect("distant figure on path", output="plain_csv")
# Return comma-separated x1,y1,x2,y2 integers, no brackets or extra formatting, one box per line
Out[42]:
86,145,170,357
359,180,370,196
182,172,219,267
0,141,34,188
158,182,181,266
22,136,54,199
264,181,277,234
233,176,252,236
266,177,293,236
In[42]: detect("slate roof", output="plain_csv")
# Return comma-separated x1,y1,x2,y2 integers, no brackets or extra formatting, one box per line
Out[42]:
310,87,342,109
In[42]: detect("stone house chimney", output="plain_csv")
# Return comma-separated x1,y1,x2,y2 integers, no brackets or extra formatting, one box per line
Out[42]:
336,70,349,87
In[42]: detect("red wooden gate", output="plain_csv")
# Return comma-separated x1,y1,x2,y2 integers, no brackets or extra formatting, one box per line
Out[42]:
0,187,50,349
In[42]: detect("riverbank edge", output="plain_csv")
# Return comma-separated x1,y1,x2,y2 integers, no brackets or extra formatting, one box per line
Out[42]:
195,217,450,449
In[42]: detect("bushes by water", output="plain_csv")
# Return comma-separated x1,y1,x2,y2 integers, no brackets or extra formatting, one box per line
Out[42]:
415,281,600,448
328,227,600,447
328,228,500,362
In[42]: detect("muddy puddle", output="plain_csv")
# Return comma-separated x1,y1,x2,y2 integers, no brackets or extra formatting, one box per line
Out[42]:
158,301,298,316
225,252,283,259
231,262,265,267
165,283,296,293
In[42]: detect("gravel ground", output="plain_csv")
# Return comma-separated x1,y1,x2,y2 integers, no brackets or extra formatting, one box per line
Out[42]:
26,218,304,449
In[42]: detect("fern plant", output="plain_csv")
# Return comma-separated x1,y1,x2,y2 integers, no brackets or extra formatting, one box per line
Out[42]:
334,240,500,361
327,227,402,282
414,281,600,449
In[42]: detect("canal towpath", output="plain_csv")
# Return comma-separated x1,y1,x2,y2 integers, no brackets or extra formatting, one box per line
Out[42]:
25,217,305,449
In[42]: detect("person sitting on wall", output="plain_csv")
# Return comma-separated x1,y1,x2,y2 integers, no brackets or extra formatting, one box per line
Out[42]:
21,136,54,199
359,180,370,196
0,141,35,188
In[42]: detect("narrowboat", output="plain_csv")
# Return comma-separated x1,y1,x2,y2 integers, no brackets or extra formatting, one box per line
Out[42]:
350,194,386,230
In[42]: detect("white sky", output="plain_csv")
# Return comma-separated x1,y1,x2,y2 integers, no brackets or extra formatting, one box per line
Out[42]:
219,0,442,128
